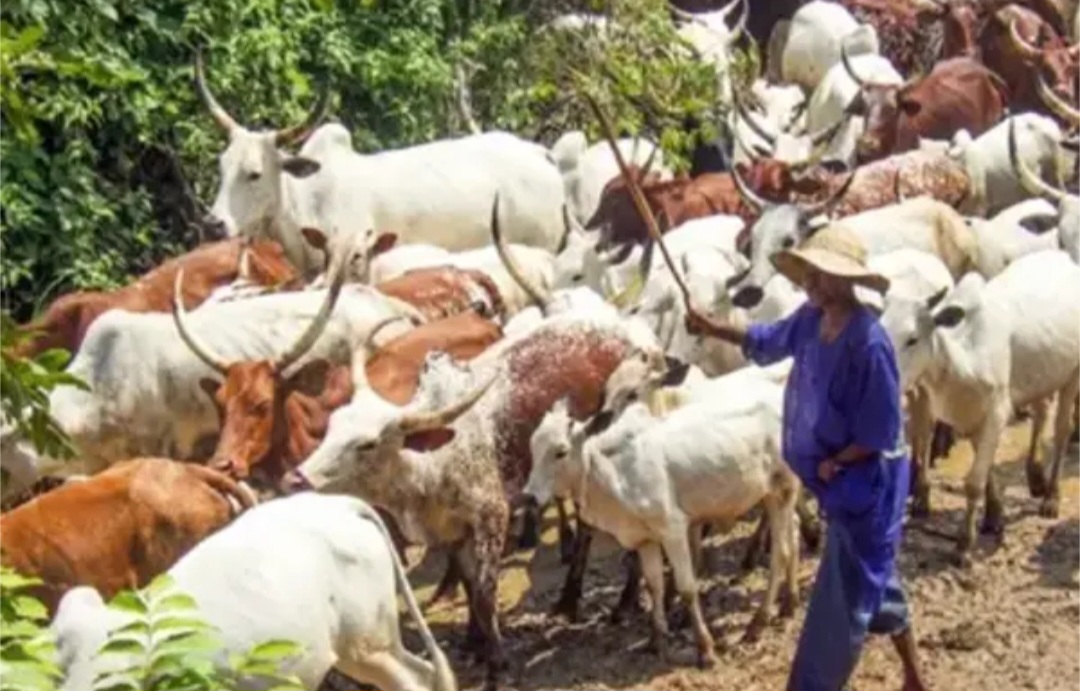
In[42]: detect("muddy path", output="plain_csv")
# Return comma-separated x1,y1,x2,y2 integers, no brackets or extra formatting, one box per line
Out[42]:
398,416,1079,691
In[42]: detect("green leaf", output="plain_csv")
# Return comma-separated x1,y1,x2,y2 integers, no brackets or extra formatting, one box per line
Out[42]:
246,640,303,661
106,591,147,616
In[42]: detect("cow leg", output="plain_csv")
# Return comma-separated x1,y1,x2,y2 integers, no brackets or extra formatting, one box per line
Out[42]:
795,493,821,553
688,522,705,578
908,390,934,516
552,522,593,621
743,494,786,644
663,530,716,669
337,650,433,691
740,511,770,575
958,415,1005,564
425,557,462,609
1041,376,1080,518
1071,393,1079,445
458,541,506,691
610,550,642,624
557,499,576,564
929,422,955,469
1025,398,1050,498
516,504,541,549
638,542,670,661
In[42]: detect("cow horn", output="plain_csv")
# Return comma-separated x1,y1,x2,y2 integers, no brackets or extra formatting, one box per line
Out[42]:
172,269,230,374
804,169,856,216
734,94,777,146
731,162,768,212
194,49,239,133
1008,19,1042,61
356,314,414,364
807,112,850,148
274,81,330,147
1008,116,1067,202
728,0,748,42
273,246,347,372
236,237,254,281
556,205,577,255
840,41,868,88
397,371,497,434
732,121,768,161
1036,73,1080,125
491,194,553,315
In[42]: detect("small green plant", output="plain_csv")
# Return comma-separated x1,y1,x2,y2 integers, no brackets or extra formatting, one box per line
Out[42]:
0,567,307,691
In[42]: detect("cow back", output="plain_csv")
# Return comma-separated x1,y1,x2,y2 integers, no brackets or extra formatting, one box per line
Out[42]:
376,266,501,321
897,58,1009,152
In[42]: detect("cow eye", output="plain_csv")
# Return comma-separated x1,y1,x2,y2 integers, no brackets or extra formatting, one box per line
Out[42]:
627,392,638,402
571,273,584,283
246,171,262,182
904,336,918,348
554,448,568,459
781,236,795,249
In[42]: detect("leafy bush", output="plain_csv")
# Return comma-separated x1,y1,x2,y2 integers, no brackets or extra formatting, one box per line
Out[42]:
1,0,724,321
0,567,306,691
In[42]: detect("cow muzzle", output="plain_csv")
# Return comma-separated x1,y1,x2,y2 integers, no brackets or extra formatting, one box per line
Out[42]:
202,214,229,241
281,469,313,494
731,284,764,309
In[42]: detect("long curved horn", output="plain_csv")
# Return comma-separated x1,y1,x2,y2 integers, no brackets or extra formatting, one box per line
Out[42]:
194,50,239,133
398,371,497,433
172,269,230,374
274,82,331,146
491,194,553,315
840,41,868,88
804,169,856,216
1008,20,1043,61
273,245,347,372
731,162,769,212
733,94,777,146
1036,73,1080,125
808,112,850,148
1009,116,1067,202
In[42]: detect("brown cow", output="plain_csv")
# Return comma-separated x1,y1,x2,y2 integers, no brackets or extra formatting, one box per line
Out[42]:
980,5,1079,119
585,166,758,253
14,238,299,359
843,49,1009,164
376,266,506,323
0,458,254,615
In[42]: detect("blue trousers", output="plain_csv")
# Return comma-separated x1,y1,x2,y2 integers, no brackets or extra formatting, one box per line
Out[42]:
786,521,911,691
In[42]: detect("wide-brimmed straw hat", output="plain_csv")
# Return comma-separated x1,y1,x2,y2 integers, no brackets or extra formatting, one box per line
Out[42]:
771,225,890,294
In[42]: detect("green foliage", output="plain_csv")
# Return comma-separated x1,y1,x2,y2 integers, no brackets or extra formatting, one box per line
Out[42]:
1,0,727,320
0,313,86,459
0,568,62,691
0,568,306,691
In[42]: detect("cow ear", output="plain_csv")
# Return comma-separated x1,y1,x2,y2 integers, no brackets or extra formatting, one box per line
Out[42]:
661,357,691,387
199,378,222,403
287,358,331,396
932,305,965,328
281,156,321,178
301,227,329,252
371,232,397,257
403,428,456,452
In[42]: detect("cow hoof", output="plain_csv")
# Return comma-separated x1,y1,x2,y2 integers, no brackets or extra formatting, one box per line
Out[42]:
1027,467,1048,499
697,648,719,669
741,613,767,644
979,512,1004,537
1039,496,1060,519
550,597,581,623
779,594,798,619
559,533,576,565
952,548,973,570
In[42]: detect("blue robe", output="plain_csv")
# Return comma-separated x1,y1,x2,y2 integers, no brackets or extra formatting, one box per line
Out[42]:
744,303,912,691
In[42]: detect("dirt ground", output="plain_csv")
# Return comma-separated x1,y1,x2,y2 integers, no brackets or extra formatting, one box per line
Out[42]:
398,415,1080,691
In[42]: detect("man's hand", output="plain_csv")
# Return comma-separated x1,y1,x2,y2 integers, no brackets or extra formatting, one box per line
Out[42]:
817,458,840,483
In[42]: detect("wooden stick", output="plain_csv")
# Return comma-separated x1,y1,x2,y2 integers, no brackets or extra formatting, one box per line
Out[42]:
579,88,694,309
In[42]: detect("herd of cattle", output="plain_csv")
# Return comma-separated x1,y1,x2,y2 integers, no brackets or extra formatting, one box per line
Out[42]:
3,0,1080,689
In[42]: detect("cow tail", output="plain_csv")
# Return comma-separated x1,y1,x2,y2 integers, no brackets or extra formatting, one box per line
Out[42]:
354,501,458,691
188,465,258,515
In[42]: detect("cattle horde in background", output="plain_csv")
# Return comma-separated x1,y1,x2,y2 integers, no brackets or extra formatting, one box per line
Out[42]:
3,0,1080,689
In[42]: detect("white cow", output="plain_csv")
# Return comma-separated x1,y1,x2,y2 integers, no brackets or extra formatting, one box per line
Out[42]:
781,1,880,94
879,250,1080,560
51,493,455,691
550,130,671,226
1009,116,1080,265
968,200,1061,278
195,55,568,275
672,0,748,102
729,80,808,166
731,196,979,311
524,376,799,663
946,113,1069,217
47,279,421,471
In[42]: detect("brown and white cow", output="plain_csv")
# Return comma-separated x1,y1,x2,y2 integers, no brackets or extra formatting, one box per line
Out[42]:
13,238,299,359
842,47,1010,164
0,458,254,615
376,266,506,323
